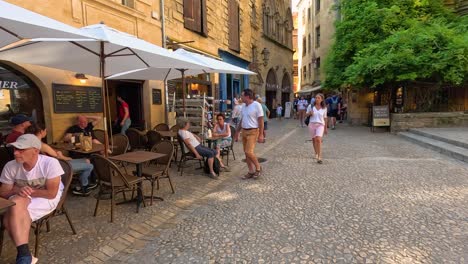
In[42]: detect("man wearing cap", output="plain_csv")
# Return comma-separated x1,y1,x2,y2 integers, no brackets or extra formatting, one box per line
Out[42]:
5,114,32,144
0,134,64,264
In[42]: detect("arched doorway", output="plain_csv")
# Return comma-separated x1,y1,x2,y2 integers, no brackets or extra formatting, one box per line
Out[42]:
281,73,292,111
0,63,44,137
265,69,277,118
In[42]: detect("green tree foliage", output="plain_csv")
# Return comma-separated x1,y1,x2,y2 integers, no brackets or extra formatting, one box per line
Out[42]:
324,0,468,89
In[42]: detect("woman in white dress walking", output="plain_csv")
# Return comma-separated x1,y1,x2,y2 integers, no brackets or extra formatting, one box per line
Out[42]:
306,93,328,164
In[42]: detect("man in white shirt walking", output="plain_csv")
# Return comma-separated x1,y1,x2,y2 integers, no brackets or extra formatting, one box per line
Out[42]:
234,89,264,179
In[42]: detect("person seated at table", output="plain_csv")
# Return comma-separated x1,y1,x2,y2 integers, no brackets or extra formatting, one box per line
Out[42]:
26,123,96,196
212,113,231,171
0,134,64,264
5,114,33,144
177,118,218,179
63,115,103,145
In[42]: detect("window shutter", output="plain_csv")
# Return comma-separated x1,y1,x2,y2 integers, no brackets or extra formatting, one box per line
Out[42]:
228,0,240,52
184,0,201,32
201,0,208,36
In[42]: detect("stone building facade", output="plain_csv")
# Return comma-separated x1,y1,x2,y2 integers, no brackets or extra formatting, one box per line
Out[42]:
249,0,294,117
296,0,337,94
1,0,294,141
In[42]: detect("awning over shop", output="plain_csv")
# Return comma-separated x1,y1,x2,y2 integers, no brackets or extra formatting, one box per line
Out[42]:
296,85,322,95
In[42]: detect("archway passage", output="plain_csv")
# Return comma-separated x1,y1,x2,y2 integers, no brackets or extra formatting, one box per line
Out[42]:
0,63,44,138
281,73,292,116
265,69,277,118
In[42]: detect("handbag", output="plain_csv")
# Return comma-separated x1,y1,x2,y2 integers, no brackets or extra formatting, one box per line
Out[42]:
304,115,310,126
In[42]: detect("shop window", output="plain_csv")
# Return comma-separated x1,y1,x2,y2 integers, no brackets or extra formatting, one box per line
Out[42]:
0,64,44,137
316,0,320,13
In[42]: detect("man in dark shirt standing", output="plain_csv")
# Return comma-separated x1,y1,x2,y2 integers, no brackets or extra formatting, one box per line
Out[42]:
5,114,32,143
63,115,103,145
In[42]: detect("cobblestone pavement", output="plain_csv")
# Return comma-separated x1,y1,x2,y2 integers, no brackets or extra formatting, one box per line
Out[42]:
103,119,467,264
1,119,466,263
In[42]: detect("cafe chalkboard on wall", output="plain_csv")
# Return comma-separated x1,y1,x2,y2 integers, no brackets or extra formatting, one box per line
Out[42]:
53,83,103,113
152,89,162,105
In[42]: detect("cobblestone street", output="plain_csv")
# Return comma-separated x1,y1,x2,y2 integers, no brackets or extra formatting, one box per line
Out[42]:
103,119,467,264
1,119,466,263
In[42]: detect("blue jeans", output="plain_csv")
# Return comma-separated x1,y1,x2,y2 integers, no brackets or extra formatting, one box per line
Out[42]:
69,159,94,187
120,119,131,135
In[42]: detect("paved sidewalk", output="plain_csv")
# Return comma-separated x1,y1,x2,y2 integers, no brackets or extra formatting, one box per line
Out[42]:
106,119,468,264
411,127,468,145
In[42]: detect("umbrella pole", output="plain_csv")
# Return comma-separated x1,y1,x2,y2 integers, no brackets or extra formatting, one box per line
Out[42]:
100,41,110,157
181,69,186,116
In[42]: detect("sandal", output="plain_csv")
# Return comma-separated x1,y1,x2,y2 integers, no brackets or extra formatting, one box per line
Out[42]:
241,172,254,180
317,159,323,164
252,167,262,179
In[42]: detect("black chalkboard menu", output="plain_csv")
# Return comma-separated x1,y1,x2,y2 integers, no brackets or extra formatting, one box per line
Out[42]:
53,83,103,113
152,88,162,105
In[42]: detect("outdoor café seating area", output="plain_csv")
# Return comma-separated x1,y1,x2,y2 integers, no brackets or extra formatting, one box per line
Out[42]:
0,122,240,263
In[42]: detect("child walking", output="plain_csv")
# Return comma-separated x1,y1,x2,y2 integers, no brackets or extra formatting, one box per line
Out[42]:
276,104,283,120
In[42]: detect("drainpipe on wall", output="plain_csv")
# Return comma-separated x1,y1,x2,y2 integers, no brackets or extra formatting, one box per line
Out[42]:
160,0,169,124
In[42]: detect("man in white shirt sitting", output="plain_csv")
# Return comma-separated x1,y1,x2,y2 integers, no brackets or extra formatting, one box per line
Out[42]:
177,118,219,179
0,134,64,264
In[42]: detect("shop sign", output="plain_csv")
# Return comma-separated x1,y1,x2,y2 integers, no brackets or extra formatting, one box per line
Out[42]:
0,80,19,89
372,105,390,126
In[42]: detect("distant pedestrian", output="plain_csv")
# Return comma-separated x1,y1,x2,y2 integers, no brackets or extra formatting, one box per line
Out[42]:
276,103,283,120
234,89,264,179
256,97,270,139
297,96,308,127
326,93,341,130
293,97,299,119
306,93,328,164
116,95,131,135
232,98,244,127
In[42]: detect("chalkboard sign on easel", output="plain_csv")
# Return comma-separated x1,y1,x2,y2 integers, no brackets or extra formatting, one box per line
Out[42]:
152,89,162,105
53,83,103,113
372,105,390,132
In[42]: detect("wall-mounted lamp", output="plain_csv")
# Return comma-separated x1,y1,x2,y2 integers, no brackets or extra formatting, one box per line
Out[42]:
75,73,88,84
261,48,270,66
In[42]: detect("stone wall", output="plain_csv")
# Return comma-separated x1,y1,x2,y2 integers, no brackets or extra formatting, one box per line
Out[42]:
391,112,468,132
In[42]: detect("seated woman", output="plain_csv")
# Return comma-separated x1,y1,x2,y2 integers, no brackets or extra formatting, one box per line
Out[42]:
25,123,96,196
212,113,231,171
177,118,218,179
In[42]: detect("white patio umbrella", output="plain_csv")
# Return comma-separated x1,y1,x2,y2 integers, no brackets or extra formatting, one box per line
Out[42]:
0,0,92,48
106,48,256,111
0,23,206,155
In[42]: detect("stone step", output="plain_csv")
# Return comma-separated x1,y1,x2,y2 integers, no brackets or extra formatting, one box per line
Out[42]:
409,128,468,149
399,132,468,163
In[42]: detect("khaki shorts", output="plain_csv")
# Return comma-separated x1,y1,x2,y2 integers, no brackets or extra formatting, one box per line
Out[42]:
242,128,259,154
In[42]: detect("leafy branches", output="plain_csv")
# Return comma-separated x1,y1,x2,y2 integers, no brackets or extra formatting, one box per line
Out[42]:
323,0,468,89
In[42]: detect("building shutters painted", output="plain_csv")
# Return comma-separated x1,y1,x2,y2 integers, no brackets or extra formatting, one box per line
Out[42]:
228,0,240,52
183,0,207,35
